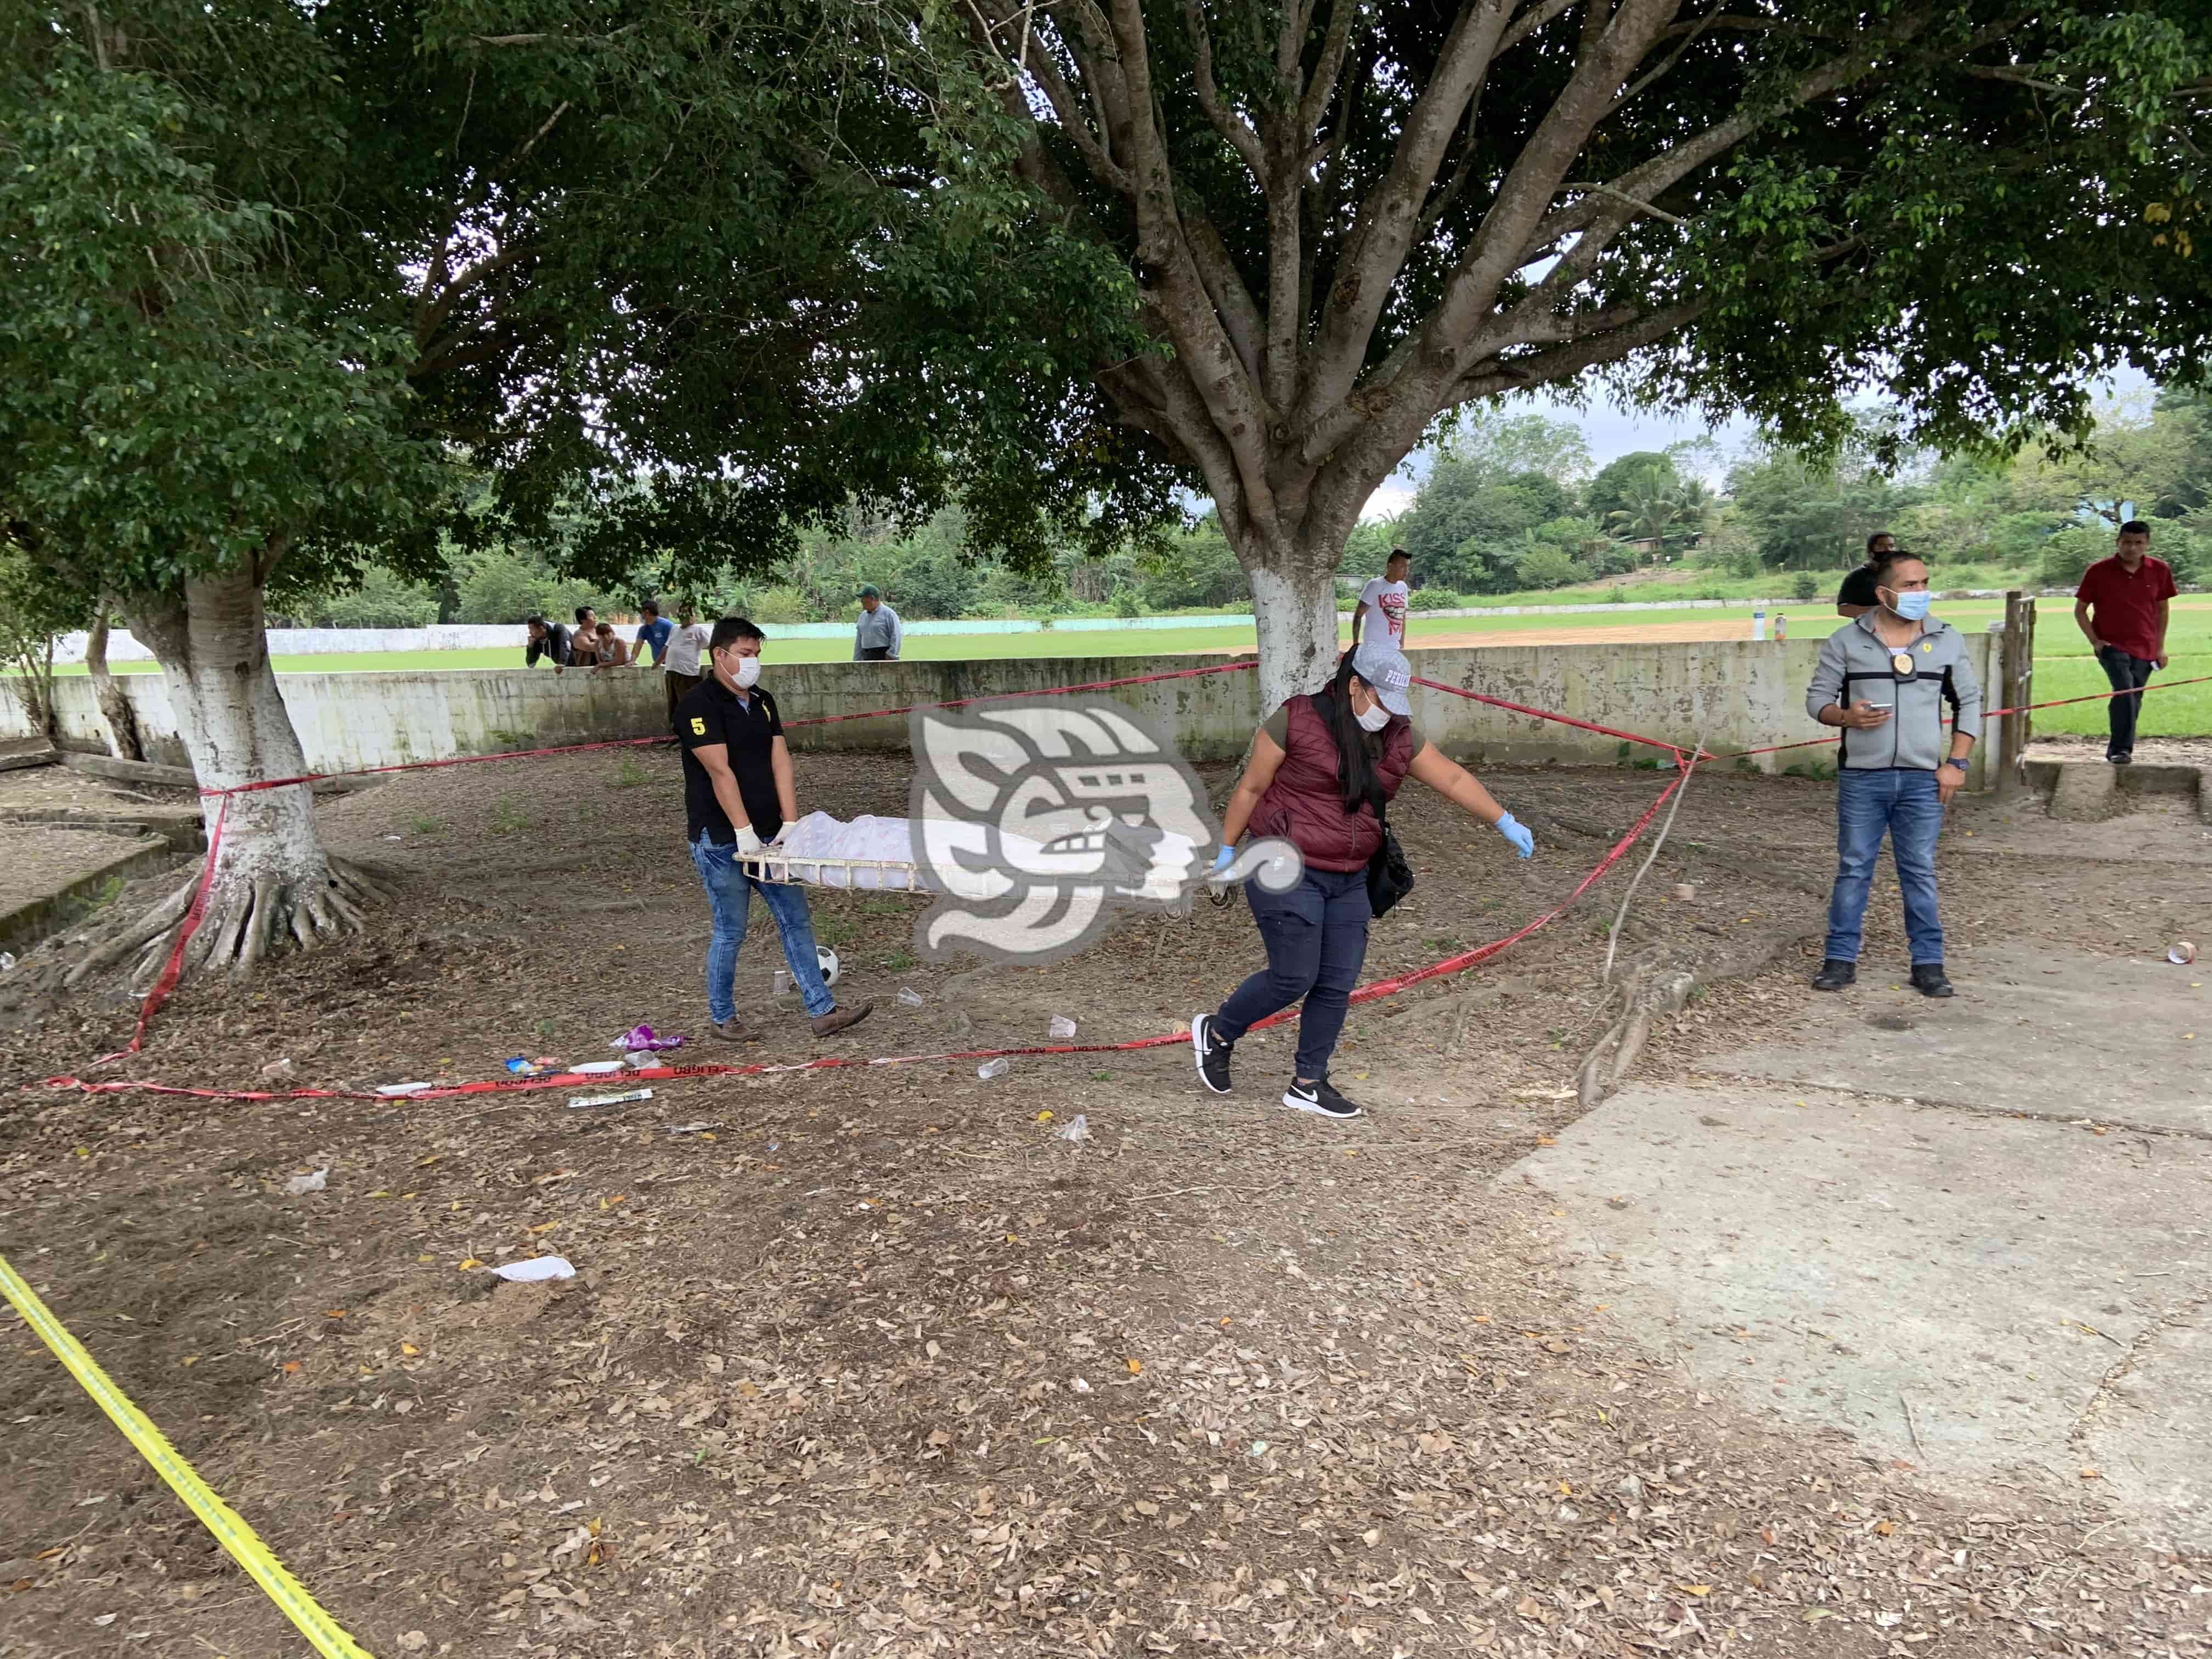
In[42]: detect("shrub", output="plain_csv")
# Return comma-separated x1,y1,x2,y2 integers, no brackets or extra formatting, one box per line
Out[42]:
1790,570,1820,601
2038,526,2110,589
1511,544,1590,590
1407,587,1465,610
749,585,816,624
315,566,440,628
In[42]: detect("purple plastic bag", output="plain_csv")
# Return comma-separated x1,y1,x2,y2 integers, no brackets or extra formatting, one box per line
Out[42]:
611,1023,687,1053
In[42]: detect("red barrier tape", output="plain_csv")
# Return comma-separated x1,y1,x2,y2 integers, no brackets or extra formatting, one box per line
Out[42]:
47,771,1683,1103
1715,670,2212,761
92,794,229,1064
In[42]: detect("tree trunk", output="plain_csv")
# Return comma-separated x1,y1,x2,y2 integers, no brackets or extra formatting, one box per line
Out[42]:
1239,540,1344,710
67,561,392,989
86,600,144,761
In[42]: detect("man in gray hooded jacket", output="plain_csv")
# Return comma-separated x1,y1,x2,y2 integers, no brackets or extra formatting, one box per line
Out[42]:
1804,552,1981,998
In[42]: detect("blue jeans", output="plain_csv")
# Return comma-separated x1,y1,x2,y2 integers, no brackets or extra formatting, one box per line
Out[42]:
1213,866,1370,1080
690,833,835,1020
2097,646,2155,758
1825,769,1945,966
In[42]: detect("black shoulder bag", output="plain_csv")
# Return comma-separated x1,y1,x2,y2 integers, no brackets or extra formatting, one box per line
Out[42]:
1364,783,1415,919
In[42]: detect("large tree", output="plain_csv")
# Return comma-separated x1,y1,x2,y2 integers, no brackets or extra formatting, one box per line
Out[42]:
924,0,2211,701
3,0,1162,985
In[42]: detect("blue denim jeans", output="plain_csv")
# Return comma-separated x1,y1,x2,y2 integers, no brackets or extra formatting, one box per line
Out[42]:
1213,866,1370,1080
1825,769,1945,966
690,833,835,1020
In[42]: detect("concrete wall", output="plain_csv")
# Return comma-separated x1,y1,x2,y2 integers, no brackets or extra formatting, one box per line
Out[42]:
47,591,2048,661
2,633,2002,786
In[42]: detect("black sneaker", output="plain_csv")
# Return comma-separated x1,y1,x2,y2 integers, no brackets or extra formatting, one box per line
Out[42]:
2109,752,2134,765
1909,963,1955,998
1192,1013,1234,1094
1282,1077,1363,1120
1810,958,1857,992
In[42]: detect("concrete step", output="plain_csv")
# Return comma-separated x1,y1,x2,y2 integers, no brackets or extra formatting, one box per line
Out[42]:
2025,755,2209,821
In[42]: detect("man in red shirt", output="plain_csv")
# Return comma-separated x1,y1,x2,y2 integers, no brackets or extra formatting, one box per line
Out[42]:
2073,521,2177,764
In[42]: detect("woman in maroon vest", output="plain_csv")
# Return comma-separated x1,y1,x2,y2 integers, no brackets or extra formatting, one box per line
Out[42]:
1193,639,1534,1119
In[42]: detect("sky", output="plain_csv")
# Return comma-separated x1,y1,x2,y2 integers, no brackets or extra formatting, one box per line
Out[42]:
1355,366,2158,522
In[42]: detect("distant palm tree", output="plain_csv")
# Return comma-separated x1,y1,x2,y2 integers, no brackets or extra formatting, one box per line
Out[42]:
1606,482,1680,558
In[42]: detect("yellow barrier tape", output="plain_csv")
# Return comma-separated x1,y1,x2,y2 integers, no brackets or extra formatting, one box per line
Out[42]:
0,1251,376,1659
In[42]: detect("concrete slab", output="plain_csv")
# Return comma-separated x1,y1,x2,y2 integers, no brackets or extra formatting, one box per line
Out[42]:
2049,760,2121,822
1507,1080,2212,1544
1702,944,2212,1137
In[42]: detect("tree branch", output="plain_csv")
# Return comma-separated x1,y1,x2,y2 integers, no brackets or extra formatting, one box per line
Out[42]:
1300,0,1520,429
1183,0,1267,182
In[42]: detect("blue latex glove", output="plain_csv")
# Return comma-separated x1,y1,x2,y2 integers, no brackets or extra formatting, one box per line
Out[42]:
1211,844,1237,875
1494,811,1534,859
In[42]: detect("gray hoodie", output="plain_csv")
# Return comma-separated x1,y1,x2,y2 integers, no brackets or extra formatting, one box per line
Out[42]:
1805,612,1982,772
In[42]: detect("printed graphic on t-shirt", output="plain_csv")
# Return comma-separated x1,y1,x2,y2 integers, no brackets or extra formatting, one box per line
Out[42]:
1359,578,1410,642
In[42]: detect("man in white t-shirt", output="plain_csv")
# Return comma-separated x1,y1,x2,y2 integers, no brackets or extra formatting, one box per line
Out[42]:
661,605,715,729
1352,549,1412,648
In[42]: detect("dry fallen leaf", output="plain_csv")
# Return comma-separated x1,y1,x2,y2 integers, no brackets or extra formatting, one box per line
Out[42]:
1677,1584,1712,1596
1126,1358,1143,1375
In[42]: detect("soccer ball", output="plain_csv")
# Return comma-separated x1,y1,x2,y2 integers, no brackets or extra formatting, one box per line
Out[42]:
816,945,840,988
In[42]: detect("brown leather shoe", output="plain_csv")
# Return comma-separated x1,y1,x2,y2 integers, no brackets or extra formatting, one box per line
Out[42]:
709,1016,758,1042
810,1001,873,1039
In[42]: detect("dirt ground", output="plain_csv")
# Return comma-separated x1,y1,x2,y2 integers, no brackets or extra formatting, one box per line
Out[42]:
2,748,2204,1658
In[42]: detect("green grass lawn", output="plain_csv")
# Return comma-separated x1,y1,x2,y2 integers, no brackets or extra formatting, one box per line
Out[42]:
58,596,2212,735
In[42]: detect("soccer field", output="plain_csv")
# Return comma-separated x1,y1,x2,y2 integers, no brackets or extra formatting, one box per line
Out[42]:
57,598,2212,735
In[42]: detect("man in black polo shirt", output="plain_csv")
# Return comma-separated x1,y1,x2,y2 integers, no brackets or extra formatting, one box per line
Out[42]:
1835,532,1898,618
676,617,872,1041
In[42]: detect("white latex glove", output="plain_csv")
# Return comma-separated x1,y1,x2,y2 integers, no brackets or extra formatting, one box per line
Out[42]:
733,824,765,856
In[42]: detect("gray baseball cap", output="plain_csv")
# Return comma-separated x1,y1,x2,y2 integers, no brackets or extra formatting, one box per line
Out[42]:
1351,638,1414,716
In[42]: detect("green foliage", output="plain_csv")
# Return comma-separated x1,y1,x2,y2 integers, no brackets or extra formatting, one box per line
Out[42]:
1790,571,1821,602
303,566,441,630
1407,587,1465,611
2039,526,2117,589
1585,454,1681,526
1509,544,1590,591
0,39,445,604
1728,430,1926,571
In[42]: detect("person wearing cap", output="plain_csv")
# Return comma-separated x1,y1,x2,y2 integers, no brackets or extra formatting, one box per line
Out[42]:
1190,639,1535,1120
853,586,902,661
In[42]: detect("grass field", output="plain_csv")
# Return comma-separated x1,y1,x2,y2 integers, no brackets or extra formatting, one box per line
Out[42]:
56,596,2212,735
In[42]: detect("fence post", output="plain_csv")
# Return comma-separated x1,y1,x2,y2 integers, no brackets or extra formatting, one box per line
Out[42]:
1999,590,2034,792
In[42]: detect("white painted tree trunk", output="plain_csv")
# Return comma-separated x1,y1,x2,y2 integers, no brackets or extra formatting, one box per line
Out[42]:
1244,556,1342,712
70,562,388,986
86,601,144,761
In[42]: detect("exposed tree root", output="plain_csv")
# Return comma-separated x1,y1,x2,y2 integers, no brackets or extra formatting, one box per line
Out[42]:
70,856,403,992
61,877,199,989
1573,928,1818,1111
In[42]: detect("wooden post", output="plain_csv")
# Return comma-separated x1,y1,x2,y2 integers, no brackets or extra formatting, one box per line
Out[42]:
2000,590,2034,791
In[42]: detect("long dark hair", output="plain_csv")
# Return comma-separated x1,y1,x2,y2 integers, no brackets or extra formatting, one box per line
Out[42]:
1313,652,1385,812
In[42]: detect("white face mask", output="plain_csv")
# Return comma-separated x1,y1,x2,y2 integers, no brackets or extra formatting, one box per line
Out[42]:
732,654,761,689
1355,696,1391,733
